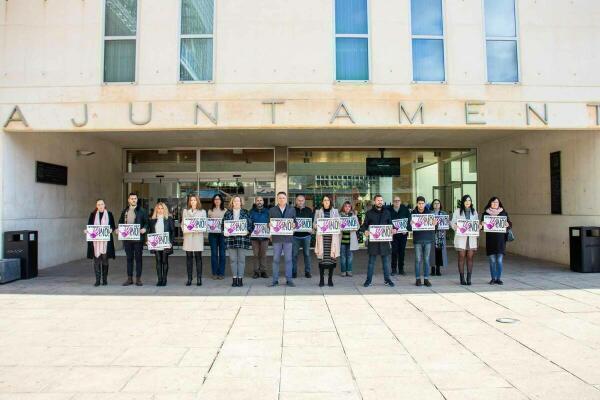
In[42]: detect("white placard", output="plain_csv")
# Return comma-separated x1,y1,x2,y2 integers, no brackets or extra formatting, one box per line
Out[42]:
86,225,111,242
294,218,313,233
316,218,341,235
147,232,171,250
410,214,436,231
483,216,508,233
368,225,393,242
455,219,480,237
269,218,295,236
435,215,450,231
251,223,270,238
392,218,408,233
183,217,207,233
117,224,140,241
206,218,222,233
223,219,248,237
340,216,359,231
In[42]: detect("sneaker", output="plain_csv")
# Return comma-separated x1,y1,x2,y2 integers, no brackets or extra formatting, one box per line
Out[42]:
340,271,347,277
305,272,312,278
496,279,504,285
286,281,296,287
416,279,422,287
122,277,133,286
347,272,353,277
268,281,279,287
424,279,432,287
384,280,395,287
363,281,371,287
489,279,496,285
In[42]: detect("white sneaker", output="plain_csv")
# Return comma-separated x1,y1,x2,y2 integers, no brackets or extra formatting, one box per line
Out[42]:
347,272,353,277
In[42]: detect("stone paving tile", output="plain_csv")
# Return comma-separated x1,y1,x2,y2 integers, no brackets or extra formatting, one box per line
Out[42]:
2,253,600,399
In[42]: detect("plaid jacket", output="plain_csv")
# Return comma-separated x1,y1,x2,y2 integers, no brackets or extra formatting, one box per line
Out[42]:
223,208,254,250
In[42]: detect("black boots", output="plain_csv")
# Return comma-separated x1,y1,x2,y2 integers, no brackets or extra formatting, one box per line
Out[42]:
431,267,435,276
435,266,442,276
231,277,243,287
102,264,108,285
328,266,334,287
156,262,162,286
319,266,325,287
466,272,472,286
318,265,334,287
460,273,466,285
93,265,101,287
232,277,237,287
156,260,169,286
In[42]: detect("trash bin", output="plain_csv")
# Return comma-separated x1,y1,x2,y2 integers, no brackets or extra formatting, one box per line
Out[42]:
569,227,600,273
0,259,21,284
3,230,38,279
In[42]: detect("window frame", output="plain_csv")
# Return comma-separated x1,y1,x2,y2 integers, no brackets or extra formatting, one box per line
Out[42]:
482,0,521,84
408,0,447,84
333,0,372,83
102,0,140,85
177,0,217,84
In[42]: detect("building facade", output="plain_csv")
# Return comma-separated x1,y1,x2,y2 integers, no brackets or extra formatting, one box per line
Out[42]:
1,0,600,268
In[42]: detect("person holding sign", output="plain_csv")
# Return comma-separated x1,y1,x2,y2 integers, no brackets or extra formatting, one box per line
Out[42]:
339,201,359,277
223,196,254,287
388,196,410,276
293,194,314,279
86,199,116,286
430,199,449,277
208,194,226,280
451,194,479,285
408,196,437,287
314,195,341,287
182,194,206,286
148,202,175,286
359,194,395,288
481,197,512,285
118,192,149,286
268,192,297,287
250,196,270,279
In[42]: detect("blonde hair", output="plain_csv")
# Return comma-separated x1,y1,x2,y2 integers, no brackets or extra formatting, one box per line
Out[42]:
152,202,171,219
228,195,244,209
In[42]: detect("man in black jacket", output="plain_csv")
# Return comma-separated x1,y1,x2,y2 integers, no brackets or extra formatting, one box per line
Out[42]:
359,194,396,287
388,196,410,276
293,194,313,278
118,193,149,286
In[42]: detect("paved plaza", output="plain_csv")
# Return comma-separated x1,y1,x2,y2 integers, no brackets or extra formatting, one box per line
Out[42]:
1,251,600,400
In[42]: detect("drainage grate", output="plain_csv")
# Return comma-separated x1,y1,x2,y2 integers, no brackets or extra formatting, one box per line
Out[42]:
496,317,520,324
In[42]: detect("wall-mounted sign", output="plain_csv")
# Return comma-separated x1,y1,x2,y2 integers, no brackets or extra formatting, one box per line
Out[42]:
36,161,67,186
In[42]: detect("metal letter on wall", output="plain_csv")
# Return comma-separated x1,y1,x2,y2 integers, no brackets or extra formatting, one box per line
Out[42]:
587,103,600,126
526,103,548,125
195,102,218,125
71,104,89,127
329,101,355,124
262,100,285,124
465,101,486,125
129,102,152,126
3,105,29,128
398,103,424,125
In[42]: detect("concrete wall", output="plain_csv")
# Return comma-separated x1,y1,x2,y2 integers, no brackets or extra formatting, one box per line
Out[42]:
479,131,600,265
0,132,122,268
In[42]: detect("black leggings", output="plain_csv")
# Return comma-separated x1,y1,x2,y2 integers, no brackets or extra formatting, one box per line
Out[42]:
457,250,475,274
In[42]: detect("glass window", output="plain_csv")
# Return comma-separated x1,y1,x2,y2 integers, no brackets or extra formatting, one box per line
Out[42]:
411,0,445,82
127,150,197,172
200,149,274,172
335,0,369,81
104,0,137,83
484,0,519,82
180,0,214,81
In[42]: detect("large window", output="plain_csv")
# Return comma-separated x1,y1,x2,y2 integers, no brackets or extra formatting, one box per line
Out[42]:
484,0,519,83
335,0,370,81
180,0,214,82
104,0,137,83
411,0,445,82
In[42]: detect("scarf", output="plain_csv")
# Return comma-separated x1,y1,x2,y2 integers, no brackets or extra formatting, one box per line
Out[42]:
486,207,503,216
93,211,109,258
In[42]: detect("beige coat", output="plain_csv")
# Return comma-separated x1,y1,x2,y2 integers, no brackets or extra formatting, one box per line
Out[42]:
314,208,341,260
451,208,479,250
182,208,206,252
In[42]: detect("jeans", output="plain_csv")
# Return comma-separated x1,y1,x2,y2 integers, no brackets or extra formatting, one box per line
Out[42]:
209,233,226,277
123,241,143,278
251,239,268,273
340,244,353,272
414,242,432,279
228,248,247,278
272,242,293,283
391,233,408,272
489,254,504,280
365,254,391,284
292,235,312,275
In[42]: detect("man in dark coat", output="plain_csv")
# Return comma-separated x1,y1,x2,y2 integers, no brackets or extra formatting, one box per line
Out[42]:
387,195,411,276
360,194,396,287
118,193,149,286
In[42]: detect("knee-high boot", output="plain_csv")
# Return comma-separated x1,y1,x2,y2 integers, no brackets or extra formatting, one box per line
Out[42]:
196,253,203,286
318,265,325,287
102,264,109,285
186,253,193,286
93,263,101,287
156,259,162,287
163,259,169,286
328,265,334,287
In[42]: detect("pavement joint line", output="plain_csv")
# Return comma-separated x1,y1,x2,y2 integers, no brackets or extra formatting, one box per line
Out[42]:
513,275,600,309
117,365,143,392
277,287,286,400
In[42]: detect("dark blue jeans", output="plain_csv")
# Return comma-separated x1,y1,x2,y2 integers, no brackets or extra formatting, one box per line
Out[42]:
208,233,226,277
489,254,504,280
414,242,432,279
366,254,391,284
292,235,312,275
340,244,353,272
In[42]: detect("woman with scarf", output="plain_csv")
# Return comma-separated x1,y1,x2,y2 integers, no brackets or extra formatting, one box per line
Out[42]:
86,199,116,286
314,195,341,287
148,202,175,286
481,197,512,285
339,201,359,277
429,199,448,277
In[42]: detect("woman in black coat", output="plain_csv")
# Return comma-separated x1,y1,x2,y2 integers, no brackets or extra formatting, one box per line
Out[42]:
481,197,512,285
86,199,116,286
148,202,175,286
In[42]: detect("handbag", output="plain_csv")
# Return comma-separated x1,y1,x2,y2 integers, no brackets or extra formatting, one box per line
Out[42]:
507,228,515,242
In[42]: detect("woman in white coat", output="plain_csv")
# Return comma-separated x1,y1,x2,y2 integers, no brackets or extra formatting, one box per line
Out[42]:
314,195,341,287
182,194,206,286
339,201,359,277
451,194,478,285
